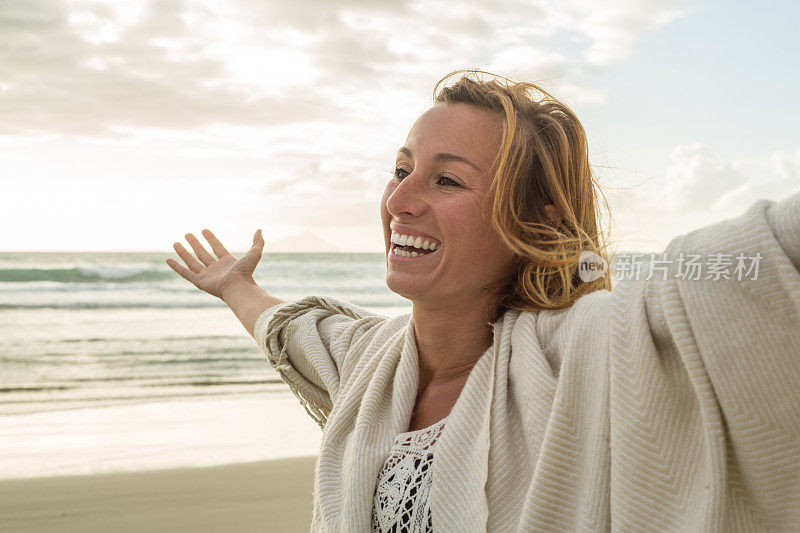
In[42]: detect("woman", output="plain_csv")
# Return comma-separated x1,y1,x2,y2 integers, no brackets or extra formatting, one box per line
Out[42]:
166,70,800,532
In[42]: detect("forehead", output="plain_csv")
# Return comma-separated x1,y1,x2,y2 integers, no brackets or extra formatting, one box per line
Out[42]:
402,103,503,168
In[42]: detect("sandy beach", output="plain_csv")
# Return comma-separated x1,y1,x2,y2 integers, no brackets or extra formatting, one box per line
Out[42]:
0,456,317,533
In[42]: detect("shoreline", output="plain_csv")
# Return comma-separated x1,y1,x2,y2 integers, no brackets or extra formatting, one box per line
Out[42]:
0,394,325,480
0,456,317,533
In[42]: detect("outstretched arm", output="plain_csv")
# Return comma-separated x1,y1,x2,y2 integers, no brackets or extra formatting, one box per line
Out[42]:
221,277,284,338
165,228,387,429
608,189,800,529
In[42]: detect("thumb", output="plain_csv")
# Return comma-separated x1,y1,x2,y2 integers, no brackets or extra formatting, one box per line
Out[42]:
235,230,264,273
253,229,264,247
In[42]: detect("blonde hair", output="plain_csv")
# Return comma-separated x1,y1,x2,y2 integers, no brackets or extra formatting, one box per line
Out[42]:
432,69,614,317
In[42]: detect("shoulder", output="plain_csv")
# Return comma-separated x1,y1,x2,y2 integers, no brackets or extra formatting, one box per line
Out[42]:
368,311,412,343
326,303,411,357
497,289,614,372
500,289,613,338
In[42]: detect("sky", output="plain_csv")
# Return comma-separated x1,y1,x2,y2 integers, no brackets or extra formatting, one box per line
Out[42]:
1,0,798,253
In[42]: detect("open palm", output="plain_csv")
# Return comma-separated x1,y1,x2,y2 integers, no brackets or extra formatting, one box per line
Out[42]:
165,228,264,300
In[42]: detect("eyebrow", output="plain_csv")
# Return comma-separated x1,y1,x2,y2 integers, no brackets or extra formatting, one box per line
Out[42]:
396,147,480,172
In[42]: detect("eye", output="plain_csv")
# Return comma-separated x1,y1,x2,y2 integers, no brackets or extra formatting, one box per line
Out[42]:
392,167,409,181
437,176,460,187
391,168,460,187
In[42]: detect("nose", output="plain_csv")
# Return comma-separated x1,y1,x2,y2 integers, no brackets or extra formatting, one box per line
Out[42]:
385,171,426,218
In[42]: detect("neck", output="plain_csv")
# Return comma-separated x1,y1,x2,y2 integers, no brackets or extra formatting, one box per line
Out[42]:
411,292,500,395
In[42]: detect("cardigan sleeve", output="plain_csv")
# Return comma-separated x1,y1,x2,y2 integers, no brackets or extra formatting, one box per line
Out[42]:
610,189,800,528
253,296,387,429
647,189,800,418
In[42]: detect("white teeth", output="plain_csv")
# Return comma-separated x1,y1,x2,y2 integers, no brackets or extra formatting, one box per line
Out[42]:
390,231,440,251
391,246,425,258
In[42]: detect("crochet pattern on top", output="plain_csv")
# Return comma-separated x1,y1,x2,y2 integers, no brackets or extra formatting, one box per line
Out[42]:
372,416,449,533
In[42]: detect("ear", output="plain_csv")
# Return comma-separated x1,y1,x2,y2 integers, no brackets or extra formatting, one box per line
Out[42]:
543,204,562,226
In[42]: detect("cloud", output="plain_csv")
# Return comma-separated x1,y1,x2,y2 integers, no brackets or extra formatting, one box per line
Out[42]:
0,0,350,135
658,143,749,211
0,0,690,136
606,143,800,252
571,0,690,66
626,143,800,215
773,150,799,181
1,0,698,252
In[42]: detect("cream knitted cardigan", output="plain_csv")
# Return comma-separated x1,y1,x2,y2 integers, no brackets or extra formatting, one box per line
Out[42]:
254,191,800,532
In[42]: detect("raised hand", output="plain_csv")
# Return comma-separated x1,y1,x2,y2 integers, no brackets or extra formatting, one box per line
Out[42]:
165,228,265,300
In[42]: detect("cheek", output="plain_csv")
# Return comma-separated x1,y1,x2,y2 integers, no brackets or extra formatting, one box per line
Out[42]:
460,219,511,264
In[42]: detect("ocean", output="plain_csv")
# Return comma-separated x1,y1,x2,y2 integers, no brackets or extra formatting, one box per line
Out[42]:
0,250,631,480
0,251,410,479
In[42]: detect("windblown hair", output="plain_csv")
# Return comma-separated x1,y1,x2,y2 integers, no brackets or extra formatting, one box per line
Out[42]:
432,69,614,318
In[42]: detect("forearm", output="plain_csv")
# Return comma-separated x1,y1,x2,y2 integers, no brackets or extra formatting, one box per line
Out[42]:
221,278,285,338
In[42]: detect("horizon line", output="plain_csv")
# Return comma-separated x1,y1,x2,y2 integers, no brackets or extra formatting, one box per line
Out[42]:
0,249,388,254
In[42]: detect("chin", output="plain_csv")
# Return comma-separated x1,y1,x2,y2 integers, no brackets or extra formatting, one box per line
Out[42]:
385,273,426,302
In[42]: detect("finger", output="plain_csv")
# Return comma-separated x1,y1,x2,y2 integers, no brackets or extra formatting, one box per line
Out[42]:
165,257,197,283
185,233,215,267
249,229,265,258
247,229,265,257
253,229,264,247
236,230,265,272
173,242,204,273
201,228,231,259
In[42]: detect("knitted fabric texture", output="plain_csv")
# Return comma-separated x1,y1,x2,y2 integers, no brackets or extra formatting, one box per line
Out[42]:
254,191,800,531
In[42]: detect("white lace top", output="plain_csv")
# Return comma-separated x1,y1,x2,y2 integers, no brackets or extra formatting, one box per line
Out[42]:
371,416,448,532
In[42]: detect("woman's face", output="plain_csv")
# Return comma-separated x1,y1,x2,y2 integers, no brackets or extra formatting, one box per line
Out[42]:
380,103,515,307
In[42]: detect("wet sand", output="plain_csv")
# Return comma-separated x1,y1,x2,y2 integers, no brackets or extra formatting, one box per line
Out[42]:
0,456,317,533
